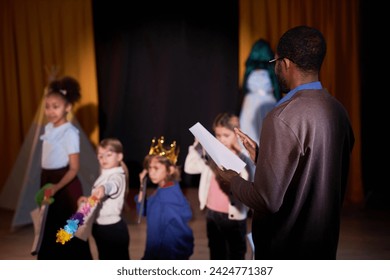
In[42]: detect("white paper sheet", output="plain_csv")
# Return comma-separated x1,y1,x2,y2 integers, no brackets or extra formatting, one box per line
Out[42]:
189,122,246,173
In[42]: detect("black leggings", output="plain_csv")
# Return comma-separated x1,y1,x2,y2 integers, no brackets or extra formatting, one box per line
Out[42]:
206,209,247,260
92,219,130,260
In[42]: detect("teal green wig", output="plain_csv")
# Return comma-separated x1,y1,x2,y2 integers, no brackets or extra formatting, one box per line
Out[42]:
243,39,281,101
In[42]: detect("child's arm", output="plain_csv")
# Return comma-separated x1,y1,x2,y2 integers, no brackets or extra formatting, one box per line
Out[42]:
183,139,207,174
77,196,88,206
91,185,105,201
45,153,80,197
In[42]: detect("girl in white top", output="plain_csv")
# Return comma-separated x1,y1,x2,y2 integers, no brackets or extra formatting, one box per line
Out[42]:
239,39,279,145
38,76,91,260
239,69,276,145
79,138,130,259
184,113,255,259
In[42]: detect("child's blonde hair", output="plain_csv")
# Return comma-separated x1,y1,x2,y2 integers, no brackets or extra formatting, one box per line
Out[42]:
99,138,129,191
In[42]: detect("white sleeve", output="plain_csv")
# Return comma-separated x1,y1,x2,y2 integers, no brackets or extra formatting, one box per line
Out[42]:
184,145,207,174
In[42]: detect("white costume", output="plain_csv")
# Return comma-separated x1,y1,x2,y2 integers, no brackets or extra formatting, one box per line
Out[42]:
239,69,276,145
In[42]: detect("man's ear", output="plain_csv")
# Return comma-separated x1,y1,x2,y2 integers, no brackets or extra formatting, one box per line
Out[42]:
169,165,175,175
283,58,293,69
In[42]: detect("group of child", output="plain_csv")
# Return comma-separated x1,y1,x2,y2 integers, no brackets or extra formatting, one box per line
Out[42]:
35,75,255,260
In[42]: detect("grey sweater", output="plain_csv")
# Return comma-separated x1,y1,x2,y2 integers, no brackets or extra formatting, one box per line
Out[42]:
231,89,354,259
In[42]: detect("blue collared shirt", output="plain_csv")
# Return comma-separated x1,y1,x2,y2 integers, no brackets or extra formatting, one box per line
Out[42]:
275,81,323,106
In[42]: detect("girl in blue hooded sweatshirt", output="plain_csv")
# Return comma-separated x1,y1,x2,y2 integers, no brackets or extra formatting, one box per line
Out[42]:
135,137,194,260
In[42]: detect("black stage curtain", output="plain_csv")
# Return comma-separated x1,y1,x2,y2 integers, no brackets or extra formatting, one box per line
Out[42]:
93,1,238,187
359,1,388,208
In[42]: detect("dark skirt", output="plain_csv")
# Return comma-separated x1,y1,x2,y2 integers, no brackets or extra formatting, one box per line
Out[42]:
37,166,92,260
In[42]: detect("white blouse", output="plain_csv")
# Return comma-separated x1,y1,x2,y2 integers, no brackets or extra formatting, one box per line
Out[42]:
40,122,79,169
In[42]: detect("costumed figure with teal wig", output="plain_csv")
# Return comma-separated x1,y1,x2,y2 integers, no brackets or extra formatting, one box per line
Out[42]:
239,39,281,145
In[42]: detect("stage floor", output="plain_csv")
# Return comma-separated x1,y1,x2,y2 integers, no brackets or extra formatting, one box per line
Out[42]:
1,187,389,260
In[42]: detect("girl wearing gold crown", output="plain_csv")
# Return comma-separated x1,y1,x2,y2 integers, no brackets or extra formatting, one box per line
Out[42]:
135,137,194,260
184,113,255,259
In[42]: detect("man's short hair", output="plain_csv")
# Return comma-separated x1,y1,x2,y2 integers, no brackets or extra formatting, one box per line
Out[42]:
276,25,326,72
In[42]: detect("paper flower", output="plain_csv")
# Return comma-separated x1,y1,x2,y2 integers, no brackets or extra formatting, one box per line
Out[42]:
56,195,98,245
34,183,55,206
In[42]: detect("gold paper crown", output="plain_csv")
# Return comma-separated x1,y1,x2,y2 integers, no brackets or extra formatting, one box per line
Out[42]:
148,136,179,165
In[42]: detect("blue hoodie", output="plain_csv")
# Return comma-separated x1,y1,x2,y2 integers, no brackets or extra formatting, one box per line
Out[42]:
135,181,194,259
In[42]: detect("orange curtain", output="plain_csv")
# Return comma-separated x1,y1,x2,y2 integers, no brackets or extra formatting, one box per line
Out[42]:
239,0,363,204
0,0,98,190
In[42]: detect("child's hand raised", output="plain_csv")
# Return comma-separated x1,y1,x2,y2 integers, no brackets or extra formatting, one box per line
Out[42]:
77,196,88,206
92,186,105,200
